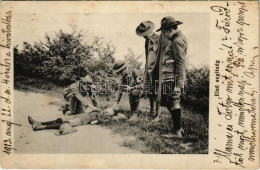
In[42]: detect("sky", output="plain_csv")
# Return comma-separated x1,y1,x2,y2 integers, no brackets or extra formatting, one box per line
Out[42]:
14,13,210,67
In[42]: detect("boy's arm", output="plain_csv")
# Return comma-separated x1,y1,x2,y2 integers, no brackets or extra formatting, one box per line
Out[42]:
75,93,100,111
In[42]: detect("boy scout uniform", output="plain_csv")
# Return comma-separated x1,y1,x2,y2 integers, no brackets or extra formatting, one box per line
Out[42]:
62,75,99,115
115,68,142,116
156,16,188,137
136,21,160,116
113,61,142,121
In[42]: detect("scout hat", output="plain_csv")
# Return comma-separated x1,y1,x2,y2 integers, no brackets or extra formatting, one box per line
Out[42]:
136,21,155,37
113,60,127,74
80,75,96,89
104,108,116,116
156,16,183,32
100,107,117,123
55,122,78,136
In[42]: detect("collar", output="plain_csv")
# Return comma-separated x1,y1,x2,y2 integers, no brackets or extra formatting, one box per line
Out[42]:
149,32,159,44
170,30,182,40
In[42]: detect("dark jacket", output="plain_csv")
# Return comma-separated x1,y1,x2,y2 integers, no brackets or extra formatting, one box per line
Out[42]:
144,32,160,91
157,31,187,103
163,31,187,87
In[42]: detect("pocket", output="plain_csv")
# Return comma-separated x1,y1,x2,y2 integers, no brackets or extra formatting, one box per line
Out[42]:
162,67,174,72
162,67,174,80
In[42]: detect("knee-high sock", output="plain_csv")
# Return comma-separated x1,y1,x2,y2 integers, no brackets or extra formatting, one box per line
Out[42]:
149,97,155,114
170,109,181,130
40,118,63,125
35,123,62,131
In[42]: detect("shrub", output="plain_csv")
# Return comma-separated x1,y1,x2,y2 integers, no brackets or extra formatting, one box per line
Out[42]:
14,27,116,87
182,66,209,116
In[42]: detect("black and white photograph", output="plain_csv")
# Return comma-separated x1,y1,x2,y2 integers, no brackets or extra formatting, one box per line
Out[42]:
13,13,209,154
1,1,259,169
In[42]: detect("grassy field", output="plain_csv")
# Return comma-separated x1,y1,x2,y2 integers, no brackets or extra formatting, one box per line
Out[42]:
15,79,208,154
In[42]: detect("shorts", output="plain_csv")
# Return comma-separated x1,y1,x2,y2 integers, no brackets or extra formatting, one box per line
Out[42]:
160,81,181,110
62,115,82,127
62,111,100,127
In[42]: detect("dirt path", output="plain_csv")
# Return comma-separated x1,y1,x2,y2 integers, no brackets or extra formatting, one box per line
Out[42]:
14,90,139,154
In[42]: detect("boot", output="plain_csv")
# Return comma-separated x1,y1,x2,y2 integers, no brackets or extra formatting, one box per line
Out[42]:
28,116,39,125
62,104,70,114
173,128,184,138
128,112,139,123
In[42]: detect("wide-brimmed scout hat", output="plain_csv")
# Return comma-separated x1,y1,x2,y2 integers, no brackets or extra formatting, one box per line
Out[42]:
113,60,127,74
80,75,96,89
136,21,155,37
156,16,183,32
104,108,116,116
55,123,78,136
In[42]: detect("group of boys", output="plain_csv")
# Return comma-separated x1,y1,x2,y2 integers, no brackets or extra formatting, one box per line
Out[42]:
28,16,187,138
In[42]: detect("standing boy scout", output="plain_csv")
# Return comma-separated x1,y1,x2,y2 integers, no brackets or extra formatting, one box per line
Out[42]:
136,21,159,117
156,16,188,138
112,61,142,123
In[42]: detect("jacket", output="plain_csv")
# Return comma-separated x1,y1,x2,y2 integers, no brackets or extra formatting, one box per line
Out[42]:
63,81,99,107
144,32,160,92
157,31,187,103
115,69,142,103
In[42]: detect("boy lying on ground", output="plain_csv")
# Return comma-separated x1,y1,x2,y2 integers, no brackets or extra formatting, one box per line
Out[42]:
28,107,127,135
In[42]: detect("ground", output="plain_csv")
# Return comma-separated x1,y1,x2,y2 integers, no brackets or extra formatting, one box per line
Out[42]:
14,90,138,154
14,89,208,154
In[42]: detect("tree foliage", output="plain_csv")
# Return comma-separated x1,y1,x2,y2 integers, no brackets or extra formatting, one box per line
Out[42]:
14,27,117,87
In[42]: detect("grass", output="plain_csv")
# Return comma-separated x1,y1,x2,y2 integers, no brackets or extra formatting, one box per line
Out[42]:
101,95,208,154
14,75,64,98
15,79,208,154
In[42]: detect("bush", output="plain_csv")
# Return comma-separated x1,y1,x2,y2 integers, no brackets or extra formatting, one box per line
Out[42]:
182,66,209,116
14,27,116,87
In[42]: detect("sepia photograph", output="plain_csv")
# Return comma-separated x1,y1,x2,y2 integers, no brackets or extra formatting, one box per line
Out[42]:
13,13,209,154
0,1,258,169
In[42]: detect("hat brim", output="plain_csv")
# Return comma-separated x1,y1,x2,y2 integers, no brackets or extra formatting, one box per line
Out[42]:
136,24,155,37
156,21,183,32
80,77,96,89
55,127,78,136
113,64,127,74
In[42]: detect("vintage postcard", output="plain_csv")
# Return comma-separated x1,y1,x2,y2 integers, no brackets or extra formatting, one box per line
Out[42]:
0,1,259,169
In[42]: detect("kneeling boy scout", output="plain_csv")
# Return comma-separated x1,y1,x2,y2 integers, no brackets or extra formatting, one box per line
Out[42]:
112,60,142,123
62,75,99,115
